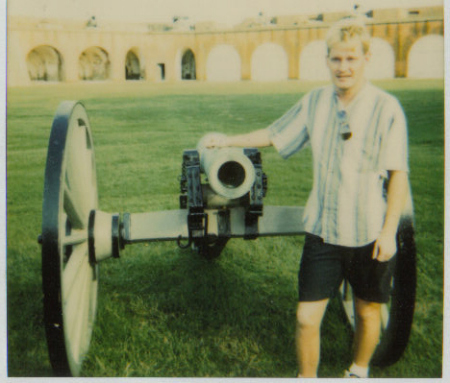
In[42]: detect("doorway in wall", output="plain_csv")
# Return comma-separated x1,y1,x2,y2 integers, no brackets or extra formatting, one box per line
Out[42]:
181,49,196,80
158,63,165,80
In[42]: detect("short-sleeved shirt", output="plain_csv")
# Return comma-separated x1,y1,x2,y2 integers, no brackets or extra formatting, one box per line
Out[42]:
268,82,409,247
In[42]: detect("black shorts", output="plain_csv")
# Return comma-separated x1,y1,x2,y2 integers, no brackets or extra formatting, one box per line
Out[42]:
298,234,396,304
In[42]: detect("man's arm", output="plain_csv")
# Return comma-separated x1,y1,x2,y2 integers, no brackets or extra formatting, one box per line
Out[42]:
372,170,409,262
204,128,272,148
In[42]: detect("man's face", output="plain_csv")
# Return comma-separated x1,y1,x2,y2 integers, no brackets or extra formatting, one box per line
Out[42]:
326,40,370,93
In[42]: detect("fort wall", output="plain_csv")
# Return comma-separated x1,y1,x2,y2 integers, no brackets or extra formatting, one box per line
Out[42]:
7,6,444,87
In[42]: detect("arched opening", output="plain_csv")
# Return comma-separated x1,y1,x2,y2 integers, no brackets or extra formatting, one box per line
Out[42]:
407,35,444,78
181,49,196,80
125,49,143,80
26,45,63,81
79,47,110,81
206,45,241,82
251,43,288,81
299,40,329,81
366,38,395,79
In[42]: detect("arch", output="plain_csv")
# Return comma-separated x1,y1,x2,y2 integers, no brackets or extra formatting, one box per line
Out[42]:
181,49,196,80
407,35,444,78
251,43,288,81
26,45,63,81
206,44,241,82
299,40,329,81
79,47,110,81
125,48,143,80
366,38,395,79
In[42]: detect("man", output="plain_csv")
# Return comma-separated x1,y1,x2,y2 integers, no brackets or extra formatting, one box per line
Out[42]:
205,17,409,378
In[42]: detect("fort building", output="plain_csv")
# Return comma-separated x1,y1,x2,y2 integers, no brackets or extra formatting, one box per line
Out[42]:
7,5,444,87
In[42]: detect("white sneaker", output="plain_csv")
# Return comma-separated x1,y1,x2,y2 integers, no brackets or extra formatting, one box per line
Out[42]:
343,369,361,378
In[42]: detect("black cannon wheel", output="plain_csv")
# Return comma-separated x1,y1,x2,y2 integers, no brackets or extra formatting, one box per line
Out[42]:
41,101,99,376
339,216,417,367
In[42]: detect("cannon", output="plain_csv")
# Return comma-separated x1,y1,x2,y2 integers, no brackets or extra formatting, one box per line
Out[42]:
39,101,417,376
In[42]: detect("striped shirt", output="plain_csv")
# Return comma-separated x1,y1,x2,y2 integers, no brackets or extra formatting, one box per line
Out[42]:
268,82,409,247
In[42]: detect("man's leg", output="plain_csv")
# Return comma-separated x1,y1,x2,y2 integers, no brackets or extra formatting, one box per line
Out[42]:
296,299,329,378
351,297,382,374
344,238,396,377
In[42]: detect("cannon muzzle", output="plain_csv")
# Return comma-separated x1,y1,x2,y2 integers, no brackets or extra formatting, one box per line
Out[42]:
197,134,256,199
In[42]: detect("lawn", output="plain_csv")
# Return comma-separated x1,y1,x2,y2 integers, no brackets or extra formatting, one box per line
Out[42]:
6,79,444,377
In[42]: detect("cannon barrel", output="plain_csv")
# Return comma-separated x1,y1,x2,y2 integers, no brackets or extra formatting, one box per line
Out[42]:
197,134,256,200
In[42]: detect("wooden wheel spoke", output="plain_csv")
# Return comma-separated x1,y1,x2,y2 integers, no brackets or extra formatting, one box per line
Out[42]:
64,123,97,222
75,275,95,359
65,260,92,362
381,304,390,329
62,229,88,247
62,244,89,300
64,185,88,229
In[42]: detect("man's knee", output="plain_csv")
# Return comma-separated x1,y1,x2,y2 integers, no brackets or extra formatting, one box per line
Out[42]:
355,299,381,323
296,300,328,330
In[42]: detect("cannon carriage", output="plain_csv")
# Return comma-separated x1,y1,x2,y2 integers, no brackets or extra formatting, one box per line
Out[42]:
39,101,417,376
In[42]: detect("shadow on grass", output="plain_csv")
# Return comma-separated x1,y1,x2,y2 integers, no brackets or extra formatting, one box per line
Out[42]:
7,249,54,377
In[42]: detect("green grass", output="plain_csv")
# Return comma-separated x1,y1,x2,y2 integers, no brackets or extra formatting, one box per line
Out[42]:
6,79,444,377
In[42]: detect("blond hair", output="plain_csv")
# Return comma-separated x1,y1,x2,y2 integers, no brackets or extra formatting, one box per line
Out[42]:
326,17,371,55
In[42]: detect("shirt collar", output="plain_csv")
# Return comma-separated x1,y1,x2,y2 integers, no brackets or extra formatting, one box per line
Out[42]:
334,81,370,112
